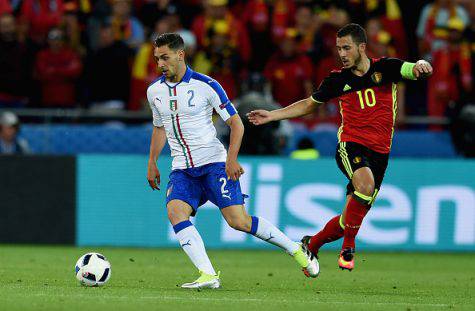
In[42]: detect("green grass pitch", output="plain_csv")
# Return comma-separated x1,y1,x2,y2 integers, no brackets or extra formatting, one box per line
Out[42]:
0,245,474,310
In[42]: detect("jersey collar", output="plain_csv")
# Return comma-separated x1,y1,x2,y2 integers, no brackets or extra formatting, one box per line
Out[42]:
159,65,194,84
347,57,373,77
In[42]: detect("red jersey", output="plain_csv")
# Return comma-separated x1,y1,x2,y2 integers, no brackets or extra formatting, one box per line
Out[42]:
35,47,82,107
264,53,313,106
311,57,405,154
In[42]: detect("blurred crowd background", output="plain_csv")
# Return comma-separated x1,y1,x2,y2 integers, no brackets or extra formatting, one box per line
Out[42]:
0,0,474,156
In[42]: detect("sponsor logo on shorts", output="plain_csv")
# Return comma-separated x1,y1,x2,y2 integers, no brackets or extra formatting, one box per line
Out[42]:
353,156,362,164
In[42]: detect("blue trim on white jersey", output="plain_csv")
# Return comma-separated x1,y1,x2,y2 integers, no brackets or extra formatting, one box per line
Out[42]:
166,67,194,88
159,66,193,85
149,76,163,87
182,66,193,82
164,80,181,89
225,104,237,116
191,72,230,105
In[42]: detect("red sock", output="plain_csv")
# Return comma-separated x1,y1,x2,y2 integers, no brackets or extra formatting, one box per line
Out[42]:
342,195,370,250
308,215,344,255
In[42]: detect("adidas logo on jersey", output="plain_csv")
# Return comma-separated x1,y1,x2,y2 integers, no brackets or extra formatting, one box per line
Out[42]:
343,84,352,91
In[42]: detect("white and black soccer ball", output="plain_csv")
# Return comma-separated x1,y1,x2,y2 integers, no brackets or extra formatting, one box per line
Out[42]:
75,253,111,286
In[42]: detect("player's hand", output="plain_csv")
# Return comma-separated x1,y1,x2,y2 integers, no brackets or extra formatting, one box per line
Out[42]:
147,161,161,190
413,60,433,79
226,158,244,181
247,110,273,126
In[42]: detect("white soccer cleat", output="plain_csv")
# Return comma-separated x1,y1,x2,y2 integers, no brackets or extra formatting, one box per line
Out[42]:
181,271,221,289
293,243,320,278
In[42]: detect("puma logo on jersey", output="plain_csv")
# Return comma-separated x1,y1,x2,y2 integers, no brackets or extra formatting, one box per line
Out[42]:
343,84,352,91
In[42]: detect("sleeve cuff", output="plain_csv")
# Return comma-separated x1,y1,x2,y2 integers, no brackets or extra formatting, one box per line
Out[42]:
401,62,417,80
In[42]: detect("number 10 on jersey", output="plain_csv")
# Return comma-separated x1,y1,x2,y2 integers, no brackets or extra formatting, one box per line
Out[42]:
357,88,376,109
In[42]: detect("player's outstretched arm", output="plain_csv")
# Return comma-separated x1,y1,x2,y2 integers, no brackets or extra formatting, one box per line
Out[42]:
225,114,245,181
147,126,166,190
247,97,317,125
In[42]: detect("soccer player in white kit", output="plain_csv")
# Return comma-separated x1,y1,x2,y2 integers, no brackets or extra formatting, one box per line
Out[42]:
146,33,319,289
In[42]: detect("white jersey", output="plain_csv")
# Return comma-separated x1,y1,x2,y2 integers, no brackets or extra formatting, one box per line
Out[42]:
147,66,237,170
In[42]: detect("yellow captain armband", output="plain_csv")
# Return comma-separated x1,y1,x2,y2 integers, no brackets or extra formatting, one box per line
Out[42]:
401,62,417,80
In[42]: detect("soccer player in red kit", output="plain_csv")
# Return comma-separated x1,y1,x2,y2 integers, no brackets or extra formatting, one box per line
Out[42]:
247,23,433,274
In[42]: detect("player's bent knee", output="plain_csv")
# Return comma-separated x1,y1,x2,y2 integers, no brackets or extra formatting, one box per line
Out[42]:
167,208,179,223
352,175,374,196
355,183,374,197
167,201,192,225
353,186,377,206
353,167,375,196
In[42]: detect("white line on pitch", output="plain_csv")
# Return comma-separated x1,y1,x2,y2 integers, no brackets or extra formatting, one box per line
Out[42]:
25,293,452,308
142,295,451,307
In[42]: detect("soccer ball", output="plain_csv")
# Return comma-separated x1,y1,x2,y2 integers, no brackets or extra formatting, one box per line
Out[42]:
75,253,111,286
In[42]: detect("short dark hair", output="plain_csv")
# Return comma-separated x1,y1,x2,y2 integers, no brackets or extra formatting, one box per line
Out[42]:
154,33,185,50
337,23,367,44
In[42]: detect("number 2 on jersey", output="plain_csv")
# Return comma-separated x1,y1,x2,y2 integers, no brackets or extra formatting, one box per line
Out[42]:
219,177,231,199
357,88,376,109
187,90,195,107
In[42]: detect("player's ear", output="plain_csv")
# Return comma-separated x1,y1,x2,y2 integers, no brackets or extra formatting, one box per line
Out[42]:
358,42,366,53
178,49,185,62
